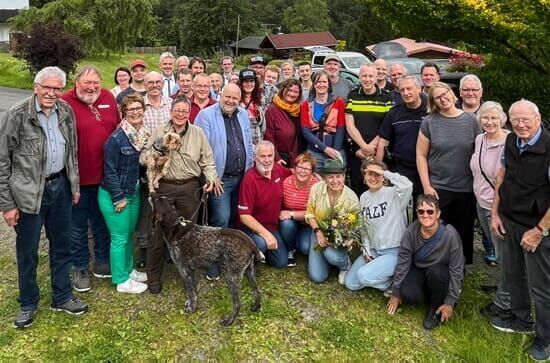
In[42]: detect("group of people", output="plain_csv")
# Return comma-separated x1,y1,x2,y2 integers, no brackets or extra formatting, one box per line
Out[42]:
1,51,548,361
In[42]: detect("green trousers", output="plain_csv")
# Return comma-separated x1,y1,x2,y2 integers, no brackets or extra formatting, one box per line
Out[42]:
98,186,140,284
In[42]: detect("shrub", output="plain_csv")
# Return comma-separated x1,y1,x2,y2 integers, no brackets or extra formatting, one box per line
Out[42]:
14,21,85,76
447,51,484,73
478,55,549,129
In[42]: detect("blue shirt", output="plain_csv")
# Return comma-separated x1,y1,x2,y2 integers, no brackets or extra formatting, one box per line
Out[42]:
35,98,65,176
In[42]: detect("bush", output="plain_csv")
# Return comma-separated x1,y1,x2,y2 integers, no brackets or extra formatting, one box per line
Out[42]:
14,21,85,77
478,55,549,128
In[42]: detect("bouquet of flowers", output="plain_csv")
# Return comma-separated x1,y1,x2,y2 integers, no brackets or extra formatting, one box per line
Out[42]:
315,208,362,252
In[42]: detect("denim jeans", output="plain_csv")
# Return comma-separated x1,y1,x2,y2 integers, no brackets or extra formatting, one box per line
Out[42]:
209,174,242,228
70,185,111,270
15,176,74,310
345,247,399,291
476,203,511,309
278,219,311,256
243,228,288,268
308,232,350,283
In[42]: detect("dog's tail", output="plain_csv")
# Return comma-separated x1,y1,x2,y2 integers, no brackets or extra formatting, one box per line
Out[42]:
256,250,266,264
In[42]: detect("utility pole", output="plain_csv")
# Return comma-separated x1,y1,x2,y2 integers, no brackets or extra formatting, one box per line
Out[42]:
236,15,240,57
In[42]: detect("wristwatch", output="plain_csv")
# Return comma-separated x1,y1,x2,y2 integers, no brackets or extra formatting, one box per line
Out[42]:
536,224,549,237
313,227,321,234
290,211,294,220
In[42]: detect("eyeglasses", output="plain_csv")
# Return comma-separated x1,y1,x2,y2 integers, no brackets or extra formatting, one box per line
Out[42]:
461,88,480,93
480,116,501,123
434,90,449,101
172,109,190,114
126,107,143,113
295,166,312,173
37,84,63,94
417,209,435,216
510,117,535,125
194,84,210,89
89,105,102,121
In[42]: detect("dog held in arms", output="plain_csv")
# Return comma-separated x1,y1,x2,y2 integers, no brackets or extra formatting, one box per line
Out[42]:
151,196,263,325
141,132,181,195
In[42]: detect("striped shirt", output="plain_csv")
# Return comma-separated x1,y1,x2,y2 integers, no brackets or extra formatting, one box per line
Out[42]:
345,86,393,143
282,175,320,211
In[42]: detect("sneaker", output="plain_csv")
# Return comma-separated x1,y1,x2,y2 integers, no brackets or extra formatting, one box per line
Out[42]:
71,269,92,292
13,309,36,329
206,274,221,281
484,251,498,267
383,289,393,298
491,317,535,334
338,269,348,285
51,297,88,315
527,339,550,361
130,269,148,283
117,278,148,294
93,263,112,279
480,302,511,318
423,307,441,330
148,284,162,294
287,250,296,267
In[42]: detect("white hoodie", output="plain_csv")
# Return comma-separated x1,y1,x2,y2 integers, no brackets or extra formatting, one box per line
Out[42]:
359,171,413,256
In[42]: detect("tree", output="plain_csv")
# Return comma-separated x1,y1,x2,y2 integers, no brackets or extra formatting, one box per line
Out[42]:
365,0,550,74
282,0,331,33
11,0,160,54
169,0,260,56
14,21,85,76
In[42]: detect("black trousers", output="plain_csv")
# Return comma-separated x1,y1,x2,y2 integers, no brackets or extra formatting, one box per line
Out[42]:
502,217,550,345
347,153,366,197
436,189,476,264
400,264,450,309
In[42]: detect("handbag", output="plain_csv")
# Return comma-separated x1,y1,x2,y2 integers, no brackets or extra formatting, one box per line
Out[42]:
413,224,445,262
478,137,495,189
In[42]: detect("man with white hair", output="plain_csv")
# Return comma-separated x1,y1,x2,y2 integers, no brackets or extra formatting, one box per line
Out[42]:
491,100,550,361
388,63,407,105
61,65,120,292
458,74,483,113
159,52,176,97
237,140,292,268
1,66,88,329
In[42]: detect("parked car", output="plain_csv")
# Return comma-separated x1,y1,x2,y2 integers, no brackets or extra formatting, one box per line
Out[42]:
367,41,425,81
304,46,371,73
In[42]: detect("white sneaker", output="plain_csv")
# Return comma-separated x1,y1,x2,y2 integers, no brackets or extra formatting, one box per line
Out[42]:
130,269,148,282
338,269,348,285
117,278,147,294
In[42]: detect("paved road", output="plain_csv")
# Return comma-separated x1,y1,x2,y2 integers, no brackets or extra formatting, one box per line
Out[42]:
0,86,33,119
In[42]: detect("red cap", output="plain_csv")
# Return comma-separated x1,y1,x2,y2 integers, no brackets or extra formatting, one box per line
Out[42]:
130,59,147,70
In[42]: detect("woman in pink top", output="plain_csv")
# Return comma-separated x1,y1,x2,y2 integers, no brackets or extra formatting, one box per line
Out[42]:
469,101,511,317
279,152,320,266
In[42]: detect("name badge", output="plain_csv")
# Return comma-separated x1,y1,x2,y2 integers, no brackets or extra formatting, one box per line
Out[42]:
97,104,110,109
275,177,281,183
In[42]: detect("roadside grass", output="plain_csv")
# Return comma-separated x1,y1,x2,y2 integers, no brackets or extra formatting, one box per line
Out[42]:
0,53,161,90
0,224,532,361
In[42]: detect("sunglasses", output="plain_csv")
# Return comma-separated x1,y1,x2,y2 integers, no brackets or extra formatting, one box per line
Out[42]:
417,209,435,216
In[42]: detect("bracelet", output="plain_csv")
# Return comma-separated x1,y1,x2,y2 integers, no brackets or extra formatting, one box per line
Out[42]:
290,211,294,220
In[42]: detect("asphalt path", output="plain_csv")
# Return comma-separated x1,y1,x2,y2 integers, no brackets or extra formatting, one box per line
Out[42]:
0,86,33,119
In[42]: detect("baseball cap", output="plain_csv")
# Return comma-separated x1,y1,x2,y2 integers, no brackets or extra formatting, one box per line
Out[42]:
130,59,148,70
323,54,341,64
239,69,257,81
249,55,267,66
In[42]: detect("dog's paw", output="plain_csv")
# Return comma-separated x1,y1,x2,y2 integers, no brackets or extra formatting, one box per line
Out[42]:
184,299,196,313
251,302,261,312
220,316,235,326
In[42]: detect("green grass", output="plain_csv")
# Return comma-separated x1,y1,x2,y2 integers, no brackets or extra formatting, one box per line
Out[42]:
0,224,534,361
0,53,162,91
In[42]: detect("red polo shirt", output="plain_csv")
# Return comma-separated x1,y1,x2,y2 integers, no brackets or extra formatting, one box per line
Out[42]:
237,163,292,232
61,88,120,185
189,96,216,123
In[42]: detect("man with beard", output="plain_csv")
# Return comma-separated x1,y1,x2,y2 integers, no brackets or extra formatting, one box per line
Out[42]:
237,140,292,268
116,59,148,104
61,65,120,292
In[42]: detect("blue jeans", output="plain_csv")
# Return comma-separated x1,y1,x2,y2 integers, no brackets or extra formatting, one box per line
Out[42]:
70,185,111,270
209,174,242,228
345,247,399,291
243,228,288,268
278,219,311,256
15,176,74,310
308,232,350,283
476,203,511,310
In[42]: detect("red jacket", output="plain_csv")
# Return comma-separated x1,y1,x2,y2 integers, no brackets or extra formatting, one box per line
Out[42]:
61,88,120,185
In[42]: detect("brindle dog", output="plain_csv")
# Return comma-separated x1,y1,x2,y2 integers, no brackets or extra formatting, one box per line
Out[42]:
151,196,263,326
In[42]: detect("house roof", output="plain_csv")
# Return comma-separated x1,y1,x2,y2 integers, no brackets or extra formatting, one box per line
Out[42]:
229,36,264,50
0,9,19,22
259,32,337,50
367,37,457,57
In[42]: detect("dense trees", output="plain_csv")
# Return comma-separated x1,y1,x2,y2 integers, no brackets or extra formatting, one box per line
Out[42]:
282,0,331,33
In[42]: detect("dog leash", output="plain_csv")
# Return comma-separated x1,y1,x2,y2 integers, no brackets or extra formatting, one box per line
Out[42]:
189,186,209,225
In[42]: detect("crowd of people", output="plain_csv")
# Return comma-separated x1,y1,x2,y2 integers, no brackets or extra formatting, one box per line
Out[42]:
0,51,548,360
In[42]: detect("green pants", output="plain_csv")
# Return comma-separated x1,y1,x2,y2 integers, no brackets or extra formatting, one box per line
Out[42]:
98,186,140,284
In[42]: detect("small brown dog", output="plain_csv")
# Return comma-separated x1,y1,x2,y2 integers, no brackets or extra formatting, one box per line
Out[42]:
141,132,181,195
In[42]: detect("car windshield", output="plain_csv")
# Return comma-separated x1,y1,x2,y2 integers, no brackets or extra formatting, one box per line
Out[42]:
372,42,407,59
401,60,424,74
340,55,369,68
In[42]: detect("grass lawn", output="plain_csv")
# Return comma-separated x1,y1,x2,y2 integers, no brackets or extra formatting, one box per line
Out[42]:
0,221,533,362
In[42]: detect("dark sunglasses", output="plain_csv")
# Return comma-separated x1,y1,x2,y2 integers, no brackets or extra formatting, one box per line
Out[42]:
417,209,435,216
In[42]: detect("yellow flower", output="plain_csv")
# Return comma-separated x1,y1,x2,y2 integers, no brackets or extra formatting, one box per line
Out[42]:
348,213,356,223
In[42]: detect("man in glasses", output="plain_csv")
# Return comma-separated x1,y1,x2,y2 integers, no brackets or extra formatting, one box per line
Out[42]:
490,100,550,361
387,194,465,330
61,65,120,293
457,74,483,113
0,66,88,328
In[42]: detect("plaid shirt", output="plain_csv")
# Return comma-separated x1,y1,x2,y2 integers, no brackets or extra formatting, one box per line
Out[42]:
143,95,172,131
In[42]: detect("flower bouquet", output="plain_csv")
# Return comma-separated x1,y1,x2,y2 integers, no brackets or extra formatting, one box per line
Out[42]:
315,208,362,252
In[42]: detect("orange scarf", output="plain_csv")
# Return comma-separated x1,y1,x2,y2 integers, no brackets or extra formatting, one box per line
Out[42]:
273,95,300,117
